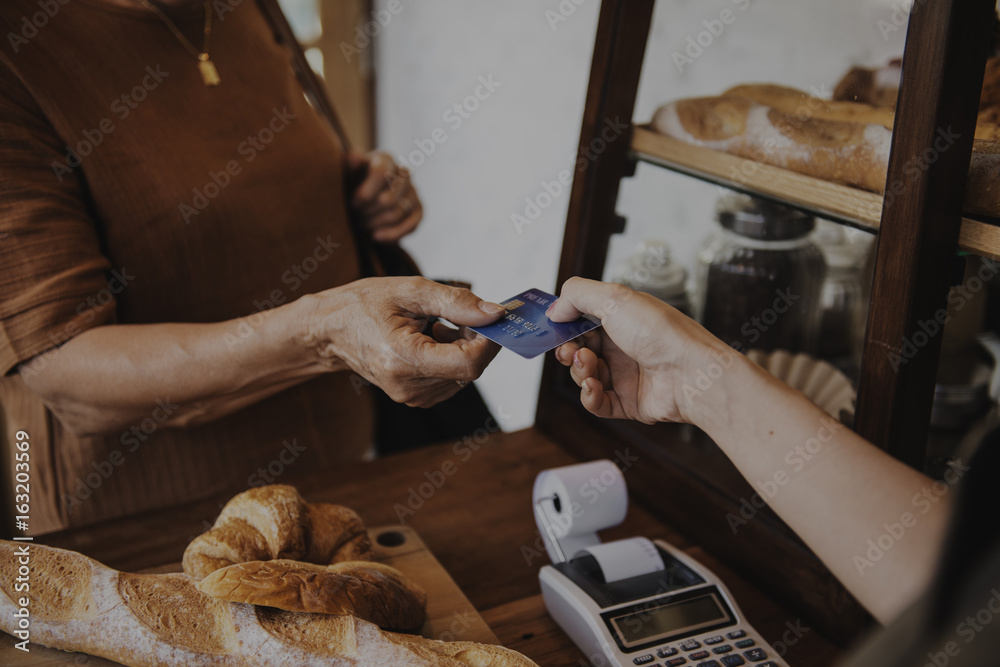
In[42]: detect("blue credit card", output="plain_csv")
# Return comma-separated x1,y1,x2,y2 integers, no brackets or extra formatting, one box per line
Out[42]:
470,288,601,359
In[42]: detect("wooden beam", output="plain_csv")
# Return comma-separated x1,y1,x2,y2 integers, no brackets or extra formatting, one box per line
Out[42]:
855,0,995,465
552,0,656,286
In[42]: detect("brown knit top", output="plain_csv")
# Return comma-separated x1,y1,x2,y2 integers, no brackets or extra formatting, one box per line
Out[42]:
0,0,373,532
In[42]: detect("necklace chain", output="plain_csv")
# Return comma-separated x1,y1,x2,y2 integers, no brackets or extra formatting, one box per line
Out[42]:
134,0,220,85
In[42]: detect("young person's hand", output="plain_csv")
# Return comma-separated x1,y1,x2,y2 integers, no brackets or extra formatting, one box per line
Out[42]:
549,277,736,425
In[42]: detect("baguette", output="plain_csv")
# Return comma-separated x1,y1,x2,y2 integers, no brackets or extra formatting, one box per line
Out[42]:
722,83,1000,141
832,62,901,109
834,55,1000,114
652,91,1000,215
652,95,891,192
723,83,895,129
197,559,428,631
183,484,372,580
831,59,1000,142
0,540,536,666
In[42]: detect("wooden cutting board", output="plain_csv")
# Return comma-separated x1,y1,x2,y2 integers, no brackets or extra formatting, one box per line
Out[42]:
0,525,498,665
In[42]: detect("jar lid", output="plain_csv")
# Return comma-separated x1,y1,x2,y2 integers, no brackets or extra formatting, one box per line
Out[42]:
812,220,873,269
716,193,815,240
612,240,689,298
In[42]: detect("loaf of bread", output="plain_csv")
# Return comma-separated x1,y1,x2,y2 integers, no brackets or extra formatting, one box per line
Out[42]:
832,57,1000,140
832,60,901,109
651,94,892,192
834,56,1000,112
651,86,1000,215
0,540,536,666
197,559,428,631
967,139,1000,216
183,484,372,580
724,83,894,129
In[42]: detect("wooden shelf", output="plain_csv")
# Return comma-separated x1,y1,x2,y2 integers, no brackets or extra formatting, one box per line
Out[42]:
631,126,1000,261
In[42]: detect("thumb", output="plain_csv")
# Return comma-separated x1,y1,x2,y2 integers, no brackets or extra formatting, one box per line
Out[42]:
400,279,507,327
549,276,634,323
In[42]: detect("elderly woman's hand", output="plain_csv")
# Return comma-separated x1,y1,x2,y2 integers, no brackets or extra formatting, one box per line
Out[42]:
299,277,504,407
346,149,422,243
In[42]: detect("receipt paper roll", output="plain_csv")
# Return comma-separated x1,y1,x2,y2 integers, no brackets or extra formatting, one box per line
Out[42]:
574,537,666,582
533,459,628,561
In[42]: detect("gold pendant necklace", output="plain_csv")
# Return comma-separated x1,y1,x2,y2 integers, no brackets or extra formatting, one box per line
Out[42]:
135,0,220,86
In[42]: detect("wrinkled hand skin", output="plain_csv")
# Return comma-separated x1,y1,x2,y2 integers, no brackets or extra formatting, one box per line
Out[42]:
346,149,423,243
299,276,504,408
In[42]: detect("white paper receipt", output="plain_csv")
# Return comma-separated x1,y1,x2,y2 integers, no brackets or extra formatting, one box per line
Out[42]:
576,537,666,583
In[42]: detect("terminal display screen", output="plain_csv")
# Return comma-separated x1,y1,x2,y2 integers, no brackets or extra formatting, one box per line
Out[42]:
611,593,730,646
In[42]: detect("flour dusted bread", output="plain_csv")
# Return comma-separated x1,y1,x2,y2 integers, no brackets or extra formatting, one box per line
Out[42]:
832,60,902,109
724,83,895,129
652,94,891,192
732,82,1000,141
198,559,428,631
0,540,537,666
834,55,1000,113
183,484,371,579
651,85,1000,214
257,609,535,667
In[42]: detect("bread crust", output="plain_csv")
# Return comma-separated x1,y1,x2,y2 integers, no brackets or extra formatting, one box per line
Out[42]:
725,83,895,129
305,502,372,564
0,540,537,666
654,96,890,193
653,87,1000,214
197,559,428,631
832,64,900,109
182,485,372,580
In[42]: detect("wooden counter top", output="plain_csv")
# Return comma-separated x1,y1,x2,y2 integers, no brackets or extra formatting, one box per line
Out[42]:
6,428,844,666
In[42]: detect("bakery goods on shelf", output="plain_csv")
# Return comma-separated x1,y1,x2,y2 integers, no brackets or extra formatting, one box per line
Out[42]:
652,92,891,193
832,59,902,110
833,55,1000,130
650,83,1000,217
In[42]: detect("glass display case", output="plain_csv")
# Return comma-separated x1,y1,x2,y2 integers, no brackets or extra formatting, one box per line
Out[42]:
534,0,998,648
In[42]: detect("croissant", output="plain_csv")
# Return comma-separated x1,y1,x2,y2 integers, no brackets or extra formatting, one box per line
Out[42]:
197,559,428,631
182,484,372,580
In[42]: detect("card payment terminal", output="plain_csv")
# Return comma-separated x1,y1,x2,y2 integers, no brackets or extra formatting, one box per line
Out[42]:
534,460,791,667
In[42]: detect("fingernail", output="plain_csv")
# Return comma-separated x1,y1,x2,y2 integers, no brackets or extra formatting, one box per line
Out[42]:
573,350,582,368
546,300,558,316
582,381,592,396
479,301,506,315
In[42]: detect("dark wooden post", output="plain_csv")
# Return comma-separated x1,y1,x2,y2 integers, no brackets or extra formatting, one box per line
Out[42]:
540,0,656,415
855,0,994,467
552,0,656,284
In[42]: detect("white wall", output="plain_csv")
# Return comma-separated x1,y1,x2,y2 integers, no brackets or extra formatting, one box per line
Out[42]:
374,0,908,432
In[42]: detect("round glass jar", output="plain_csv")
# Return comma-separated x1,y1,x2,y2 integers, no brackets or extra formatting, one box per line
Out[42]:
610,239,693,317
696,193,827,354
812,222,873,372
